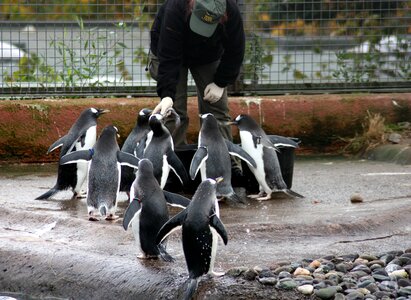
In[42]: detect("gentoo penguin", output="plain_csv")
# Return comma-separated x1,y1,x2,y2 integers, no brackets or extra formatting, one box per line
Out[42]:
189,113,256,204
230,114,304,200
122,159,190,261
156,178,227,300
138,113,189,189
60,125,140,221
36,107,109,200
120,108,152,197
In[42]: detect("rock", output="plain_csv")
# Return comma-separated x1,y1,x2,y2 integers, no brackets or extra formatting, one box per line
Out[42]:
345,290,364,300
388,132,402,143
257,276,277,285
309,260,321,268
243,269,258,281
385,263,401,273
350,194,363,203
276,278,297,290
273,265,293,274
398,286,411,297
278,271,291,279
398,286,411,296
388,269,408,279
356,287,370,295
398,278,411,287
314,286,339,299
293,267,311,276
258,269,275,278
297,284,313,295
336,263,348,273
364,283,379,294
334,292,346,300
367,260,385,267
360,255,378,261
351,264,371,274
226,267,248,277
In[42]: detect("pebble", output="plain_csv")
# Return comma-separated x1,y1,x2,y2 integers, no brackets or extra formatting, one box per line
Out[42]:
297,284,313,295
233,249,411,299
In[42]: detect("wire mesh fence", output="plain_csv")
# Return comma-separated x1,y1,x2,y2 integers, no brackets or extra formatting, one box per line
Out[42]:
0,0,410,97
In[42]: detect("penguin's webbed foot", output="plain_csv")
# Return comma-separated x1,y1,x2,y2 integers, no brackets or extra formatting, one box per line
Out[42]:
73,190,87,199
248,191,266,199
256,194,272,201
88,216,100,221
137,253,159,260
105,214,120,221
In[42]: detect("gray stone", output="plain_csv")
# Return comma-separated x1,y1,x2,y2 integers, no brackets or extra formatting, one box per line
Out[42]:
276,278,297,290
273,265,293,274
357,280,373,288
364,283,379,294
367,260,385,267
360,255,378,261
258,269,275,278
336,263,348,273
388,132,402,143
398,286,411,296
314,286,339,299
398,278,411,287
345,291,364,300
352,264,371,274
243,269,258,280
278,271,291,279
257,276,277,285
226,266,248,277
334,292,346,300
385,263,402,273
372,274,391,282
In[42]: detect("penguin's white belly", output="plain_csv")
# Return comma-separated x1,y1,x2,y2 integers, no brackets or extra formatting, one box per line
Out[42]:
74,126,97,193
239,131,272,194
208,227,219,274
131,212,142,253
160,154,170,188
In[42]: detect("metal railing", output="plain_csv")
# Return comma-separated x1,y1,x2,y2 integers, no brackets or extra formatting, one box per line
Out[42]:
0,0,410,97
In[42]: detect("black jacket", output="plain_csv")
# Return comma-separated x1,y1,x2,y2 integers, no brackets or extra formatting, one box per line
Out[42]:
150,0,245,100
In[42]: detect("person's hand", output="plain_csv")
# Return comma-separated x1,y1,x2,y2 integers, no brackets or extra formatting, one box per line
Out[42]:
153,97,173,115
204,83,224,103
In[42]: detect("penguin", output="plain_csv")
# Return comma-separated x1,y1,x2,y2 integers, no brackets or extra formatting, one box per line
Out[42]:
138,113,189,189
230,114,304,200
119,108,152,197
60,125,140,221
36,107,109,200
156,178,228,300
189,113,256,204
122,159,191,262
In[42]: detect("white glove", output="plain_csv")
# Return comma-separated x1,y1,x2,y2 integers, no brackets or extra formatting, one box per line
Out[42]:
204,82,224,103
153,97,173,115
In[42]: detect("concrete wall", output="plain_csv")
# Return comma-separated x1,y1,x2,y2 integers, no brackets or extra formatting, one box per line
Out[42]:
0,93,410,162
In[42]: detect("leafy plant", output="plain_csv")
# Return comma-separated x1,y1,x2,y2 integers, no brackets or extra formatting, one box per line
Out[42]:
242,33,274,87
49,16,129,87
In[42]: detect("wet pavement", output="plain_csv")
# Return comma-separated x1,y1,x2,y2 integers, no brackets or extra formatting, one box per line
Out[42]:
1,156,411,299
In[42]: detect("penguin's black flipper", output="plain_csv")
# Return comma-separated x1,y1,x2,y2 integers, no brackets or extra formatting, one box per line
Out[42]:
224,140,257,168
122,199,142,230
156,210,187,244
134,135,147,158
210,214,228,245
35,185,59,200
167,150,189,186
284,189,304,198
47,136,67,154
117,151,140,169
163,191,191,208
268,135,300,148
157,243,175,262
60,149,93,165
189,146,208,180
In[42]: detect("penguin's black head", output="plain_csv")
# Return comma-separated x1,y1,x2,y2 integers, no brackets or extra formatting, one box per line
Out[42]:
100,125,119,140
149,113,167,135
231,114,258,130
138,158,154,174
200,113,218,130
137,108,152,124
90,108,110,118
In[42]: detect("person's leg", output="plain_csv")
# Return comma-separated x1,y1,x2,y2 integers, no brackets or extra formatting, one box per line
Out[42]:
168,66,189,146
190,61,232,140
148,52,189,145
190,61,243,174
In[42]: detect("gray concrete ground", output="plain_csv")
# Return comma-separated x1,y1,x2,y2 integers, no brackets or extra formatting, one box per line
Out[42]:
1,155,411,299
